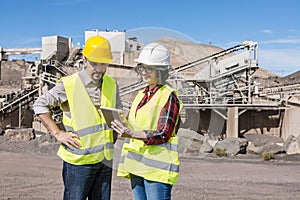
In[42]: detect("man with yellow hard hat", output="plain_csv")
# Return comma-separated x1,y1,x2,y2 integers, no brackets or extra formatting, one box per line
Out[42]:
33,36,122,200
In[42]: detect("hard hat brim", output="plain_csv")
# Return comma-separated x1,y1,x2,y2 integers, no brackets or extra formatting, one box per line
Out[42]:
88,57,112,64
134,58,169,66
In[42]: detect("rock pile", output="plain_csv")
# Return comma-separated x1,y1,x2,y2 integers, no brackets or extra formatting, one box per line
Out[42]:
177,128,300,157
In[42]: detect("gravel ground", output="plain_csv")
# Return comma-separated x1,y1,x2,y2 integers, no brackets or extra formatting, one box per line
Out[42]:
1,135,300,200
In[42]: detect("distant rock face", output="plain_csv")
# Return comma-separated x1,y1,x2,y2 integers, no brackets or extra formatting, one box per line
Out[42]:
0,60,31,82
156,37,223,69
4,128,35,142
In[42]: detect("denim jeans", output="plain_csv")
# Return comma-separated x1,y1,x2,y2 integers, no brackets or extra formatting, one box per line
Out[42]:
130,174,173,200
62,159,112,200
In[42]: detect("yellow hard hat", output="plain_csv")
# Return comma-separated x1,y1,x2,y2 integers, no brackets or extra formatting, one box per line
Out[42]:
82,36,112,63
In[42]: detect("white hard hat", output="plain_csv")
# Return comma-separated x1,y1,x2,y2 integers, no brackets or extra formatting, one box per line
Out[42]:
135,43,170,66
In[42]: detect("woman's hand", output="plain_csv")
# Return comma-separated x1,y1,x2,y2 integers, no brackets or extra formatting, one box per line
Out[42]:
111,120,132,138
111,120,148,140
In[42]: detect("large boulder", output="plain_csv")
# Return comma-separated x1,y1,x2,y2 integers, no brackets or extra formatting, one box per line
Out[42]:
177,128,205,155
247,142,284,155
244,133,285,155
244,133,284,146
283,135,300,155
4,128,35,142
214,137,248,156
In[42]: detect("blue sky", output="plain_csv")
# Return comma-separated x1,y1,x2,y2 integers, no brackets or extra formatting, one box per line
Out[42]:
1,0,300,76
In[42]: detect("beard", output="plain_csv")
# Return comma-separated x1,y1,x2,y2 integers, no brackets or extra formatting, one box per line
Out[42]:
92,71,104,82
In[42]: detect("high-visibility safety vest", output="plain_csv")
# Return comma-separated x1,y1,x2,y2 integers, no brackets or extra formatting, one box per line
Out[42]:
57,73,117,165
117,84,182,185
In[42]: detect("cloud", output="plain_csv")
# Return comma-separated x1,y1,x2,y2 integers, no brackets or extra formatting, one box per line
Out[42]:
12,37,41,47
288,29,300,33
259,48,300,75
262,38,300,45
260,30,273,34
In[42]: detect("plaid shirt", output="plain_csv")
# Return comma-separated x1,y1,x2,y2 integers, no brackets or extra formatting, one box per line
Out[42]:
136,85,180,145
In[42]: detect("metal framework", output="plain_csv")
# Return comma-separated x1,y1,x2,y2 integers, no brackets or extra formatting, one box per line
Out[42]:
1,40,299,125
119,41,290,111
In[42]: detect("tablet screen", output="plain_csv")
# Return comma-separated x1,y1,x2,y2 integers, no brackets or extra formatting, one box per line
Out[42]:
100,106,123,128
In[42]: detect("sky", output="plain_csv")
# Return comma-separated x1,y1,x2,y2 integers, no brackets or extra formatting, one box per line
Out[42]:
1,0,300,76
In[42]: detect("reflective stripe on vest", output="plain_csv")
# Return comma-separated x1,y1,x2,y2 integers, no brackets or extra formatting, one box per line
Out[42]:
120,151,179,172
64,123,110,137
63,123,113,155
117,84,183,184
68,142,114,155
57,73,116,165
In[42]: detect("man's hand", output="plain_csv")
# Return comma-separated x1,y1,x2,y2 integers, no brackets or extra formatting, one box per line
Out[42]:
37,113,82,150
54,130,81,150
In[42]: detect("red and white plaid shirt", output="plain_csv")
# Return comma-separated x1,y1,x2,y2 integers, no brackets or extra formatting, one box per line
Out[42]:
136,85,180,145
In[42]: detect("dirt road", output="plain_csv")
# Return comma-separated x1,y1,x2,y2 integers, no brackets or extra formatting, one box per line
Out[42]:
1,150,300,200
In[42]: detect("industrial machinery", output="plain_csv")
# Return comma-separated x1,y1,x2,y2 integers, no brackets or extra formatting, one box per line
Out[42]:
121,41,276,107
0,36,81,128
119,40,300,137
1,37,300,138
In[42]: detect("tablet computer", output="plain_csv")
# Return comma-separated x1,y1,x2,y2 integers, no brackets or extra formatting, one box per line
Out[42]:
100,106,125,128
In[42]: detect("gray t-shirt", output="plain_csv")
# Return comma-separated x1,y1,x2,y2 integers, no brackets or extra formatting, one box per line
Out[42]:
33,70,123,118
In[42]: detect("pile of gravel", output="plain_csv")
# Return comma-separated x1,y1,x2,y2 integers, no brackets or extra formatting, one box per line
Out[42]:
0,133,59,155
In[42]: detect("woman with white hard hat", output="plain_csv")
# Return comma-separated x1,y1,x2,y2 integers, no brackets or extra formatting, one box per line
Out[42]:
112,42,182,200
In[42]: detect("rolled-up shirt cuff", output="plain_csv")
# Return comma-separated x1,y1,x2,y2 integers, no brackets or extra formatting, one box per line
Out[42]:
33,106,50,115
144,130,154,145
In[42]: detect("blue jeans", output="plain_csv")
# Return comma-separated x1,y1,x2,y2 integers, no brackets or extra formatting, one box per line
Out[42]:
130,174,173,200
62,159,112,200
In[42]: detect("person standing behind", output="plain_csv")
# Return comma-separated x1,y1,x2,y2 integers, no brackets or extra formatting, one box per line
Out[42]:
111,43,182,200
33,36,122,200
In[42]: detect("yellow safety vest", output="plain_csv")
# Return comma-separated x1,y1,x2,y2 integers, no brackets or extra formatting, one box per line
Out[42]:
117,84,182,185
57,73,117,165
